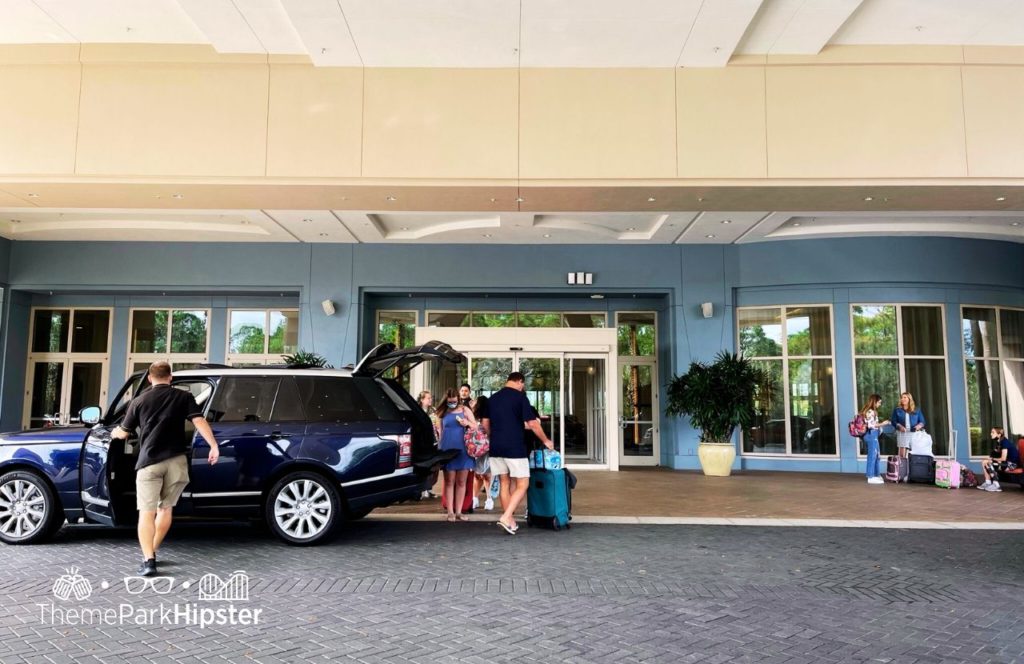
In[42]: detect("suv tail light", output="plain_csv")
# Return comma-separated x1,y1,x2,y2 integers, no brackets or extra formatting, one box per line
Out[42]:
382,434,413,468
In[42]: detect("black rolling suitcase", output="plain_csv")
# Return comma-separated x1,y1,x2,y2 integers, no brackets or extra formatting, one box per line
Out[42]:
908,453,936,484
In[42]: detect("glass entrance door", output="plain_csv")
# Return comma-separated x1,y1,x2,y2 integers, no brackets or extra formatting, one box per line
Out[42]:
518,355,562,456
564,357,606,463
27,360,107,428
619,361,659,465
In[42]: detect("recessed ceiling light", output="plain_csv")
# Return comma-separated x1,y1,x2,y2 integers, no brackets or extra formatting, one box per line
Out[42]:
697,197,705,202
489,198,497,203
482,233,492,238
302,218,313,223
171,193,184,199
516,197,525,203
1012,222,1021,227
542,234,551,238
863,196,874,202
915,25,924,31
385,195,397,202
705,234,716,239
590,294,605,300
26,193,38,198
626,227,635,231
721,219,732,224
10,219,21,224
400,226,410,231
319,233,328,237
240,220,250,225
792,222,802,227
997,197,1006,202
647,197,656,202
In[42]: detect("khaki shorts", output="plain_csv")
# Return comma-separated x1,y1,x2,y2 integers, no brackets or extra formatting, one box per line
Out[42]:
136,454,189,511
489,456,530,479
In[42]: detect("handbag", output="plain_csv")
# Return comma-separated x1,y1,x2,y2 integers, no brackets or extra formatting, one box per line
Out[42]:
464,425,490,459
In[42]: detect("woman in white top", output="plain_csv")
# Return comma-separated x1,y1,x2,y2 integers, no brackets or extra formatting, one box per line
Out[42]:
860,394,891,485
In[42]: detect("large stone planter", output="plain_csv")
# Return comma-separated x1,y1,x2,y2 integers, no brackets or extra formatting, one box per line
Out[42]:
697,442,736,476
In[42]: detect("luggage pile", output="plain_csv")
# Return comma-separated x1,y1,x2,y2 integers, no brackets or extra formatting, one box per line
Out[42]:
883,430,975,489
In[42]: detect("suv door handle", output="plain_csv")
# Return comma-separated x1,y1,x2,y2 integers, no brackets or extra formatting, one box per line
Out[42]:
270,431,293,439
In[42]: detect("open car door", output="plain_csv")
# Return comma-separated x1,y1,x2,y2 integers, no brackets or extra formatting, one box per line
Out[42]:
352,340,465,379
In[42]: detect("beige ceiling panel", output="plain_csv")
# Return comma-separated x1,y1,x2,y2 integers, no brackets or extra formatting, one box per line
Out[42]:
76,63,269,176
362,68,518,179
267,65,362,178
766,65,968,178
0,189,32,206
520,68,676,179
963,66,1024,177
677,67,766,179
0,64,80,175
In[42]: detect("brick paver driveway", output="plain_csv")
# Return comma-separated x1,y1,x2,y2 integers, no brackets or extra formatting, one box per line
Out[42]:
1,519,1022,663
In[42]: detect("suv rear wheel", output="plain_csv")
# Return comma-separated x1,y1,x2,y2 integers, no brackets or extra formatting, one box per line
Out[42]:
265,471,340,546
0,471,63,544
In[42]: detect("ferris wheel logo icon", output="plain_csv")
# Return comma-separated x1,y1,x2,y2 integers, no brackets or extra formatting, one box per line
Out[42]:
197,570,249,601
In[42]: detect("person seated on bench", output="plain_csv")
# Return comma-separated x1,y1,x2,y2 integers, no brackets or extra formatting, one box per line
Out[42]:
979,427,1020,492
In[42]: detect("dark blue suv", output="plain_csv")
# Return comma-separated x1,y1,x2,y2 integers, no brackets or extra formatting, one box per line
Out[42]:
0,341,461,546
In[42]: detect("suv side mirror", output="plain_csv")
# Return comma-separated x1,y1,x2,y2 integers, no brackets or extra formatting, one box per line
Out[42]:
79,406,102,425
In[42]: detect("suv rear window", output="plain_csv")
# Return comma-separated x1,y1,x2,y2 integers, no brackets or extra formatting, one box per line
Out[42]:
296,376,376,422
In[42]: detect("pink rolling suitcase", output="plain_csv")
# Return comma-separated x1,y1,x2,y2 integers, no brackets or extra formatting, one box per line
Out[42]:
885,455,908,483
935,431,961,489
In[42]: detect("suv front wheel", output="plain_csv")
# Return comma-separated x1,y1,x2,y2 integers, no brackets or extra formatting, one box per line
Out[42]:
0,471,63,544
265,471,341,546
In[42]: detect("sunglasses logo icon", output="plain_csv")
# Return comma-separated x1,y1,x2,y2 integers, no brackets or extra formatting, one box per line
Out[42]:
123,576,175,595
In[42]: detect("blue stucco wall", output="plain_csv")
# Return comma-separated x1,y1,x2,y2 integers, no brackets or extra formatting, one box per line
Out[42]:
1,237,1021,473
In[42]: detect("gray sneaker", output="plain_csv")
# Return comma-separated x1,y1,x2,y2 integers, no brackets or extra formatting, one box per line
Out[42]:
977,481,991,490
985,483,1002,492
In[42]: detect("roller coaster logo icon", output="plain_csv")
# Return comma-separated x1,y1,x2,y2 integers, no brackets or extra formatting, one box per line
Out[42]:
196,570,249,601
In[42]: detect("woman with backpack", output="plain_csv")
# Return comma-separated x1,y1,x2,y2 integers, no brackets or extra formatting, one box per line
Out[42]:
860,394,891,484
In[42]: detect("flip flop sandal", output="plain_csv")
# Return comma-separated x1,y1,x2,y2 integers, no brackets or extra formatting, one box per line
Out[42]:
456,515,470,522
497,520,516,535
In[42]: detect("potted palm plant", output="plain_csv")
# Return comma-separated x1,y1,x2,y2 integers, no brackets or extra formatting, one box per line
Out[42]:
665,351,766,476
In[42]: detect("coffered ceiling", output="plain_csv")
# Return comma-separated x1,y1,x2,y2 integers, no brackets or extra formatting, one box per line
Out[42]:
2,207,1022,245
1,0,1023,68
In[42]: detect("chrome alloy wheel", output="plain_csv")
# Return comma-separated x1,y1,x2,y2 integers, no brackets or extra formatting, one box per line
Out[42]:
0,479,46,539
273,478,333,540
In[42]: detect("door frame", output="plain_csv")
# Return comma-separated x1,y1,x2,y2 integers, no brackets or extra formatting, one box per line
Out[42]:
412,326,619,470
24,307,113,428
617,356,660,466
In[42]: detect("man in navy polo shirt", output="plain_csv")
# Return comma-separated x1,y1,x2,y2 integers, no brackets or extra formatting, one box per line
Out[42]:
483,372,553,534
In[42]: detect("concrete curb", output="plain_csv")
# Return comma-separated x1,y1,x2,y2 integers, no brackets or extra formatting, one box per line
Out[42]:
368,513,1024,530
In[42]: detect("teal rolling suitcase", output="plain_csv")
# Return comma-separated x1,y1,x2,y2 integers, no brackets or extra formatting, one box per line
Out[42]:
526,467,571,530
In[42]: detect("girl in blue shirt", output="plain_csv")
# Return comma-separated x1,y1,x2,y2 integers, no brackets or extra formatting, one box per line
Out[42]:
891,392,925,459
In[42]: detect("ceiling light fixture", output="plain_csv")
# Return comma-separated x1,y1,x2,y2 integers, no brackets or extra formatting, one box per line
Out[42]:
705,234,716,239
792,222,802,227
542,233,551,238
864,196,874,201
590,294,605,300
11,219,20,224
489,198,497,203
26,193,38,198
302,218,313,223
721,219,732,224
482,233,492,238
697,197,705,202
996,197,1007,202
171,193,184,199
400,226,410,231
385,196,397,202
626,227,635,231
516,197,525,203
647,197,656,202
319,232,328,237
1012,222,1021,227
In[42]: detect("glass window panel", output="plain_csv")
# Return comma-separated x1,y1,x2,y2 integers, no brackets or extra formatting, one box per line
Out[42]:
901,306,944,356
1001,361,1024,443
32,310,69,353
70,310,110,354
169,310,207,354
564,313,606,328
854,358,900,420
738,308,782,357
297,376,376,422
962,307,998,358
229,311,268,354
744,360,785,453
962,358,1003,457
472,312,515,327
132,362,151,374
852,305,897,356
29,362,64,426
268,310,299,354
68,362,104,420
377,311,417,349
207,376,279,423
427,312,470,327
786,307,831,356
999,309,1024,359
171,362,202,372
470,357,515,397
517,312,562,328
270,377,306,422
620,364,653,422
788,359,836,455
131,310,168,354
617,313,656,356
904,358,949,456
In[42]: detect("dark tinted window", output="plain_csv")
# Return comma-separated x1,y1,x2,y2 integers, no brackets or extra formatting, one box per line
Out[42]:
296,376,376,422
356,378,405,419
208,376,279,423
270,377,305,422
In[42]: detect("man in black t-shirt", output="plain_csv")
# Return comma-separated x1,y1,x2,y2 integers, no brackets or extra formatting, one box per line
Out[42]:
112,361,219,577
